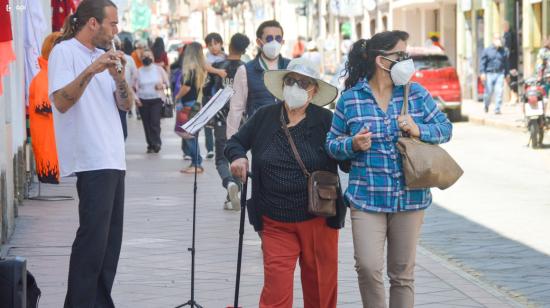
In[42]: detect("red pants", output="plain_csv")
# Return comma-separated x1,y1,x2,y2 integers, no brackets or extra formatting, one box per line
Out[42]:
260,216,339,308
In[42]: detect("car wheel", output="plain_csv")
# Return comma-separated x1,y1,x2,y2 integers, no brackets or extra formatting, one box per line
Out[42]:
447,107,462,122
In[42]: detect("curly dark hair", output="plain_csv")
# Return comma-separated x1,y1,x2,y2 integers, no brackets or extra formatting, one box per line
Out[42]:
229,33,250,54
344,30,409,90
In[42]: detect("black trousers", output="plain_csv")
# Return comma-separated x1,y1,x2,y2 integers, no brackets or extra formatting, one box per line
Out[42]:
138,98,163,150
118,109,128,140
64,169,125,308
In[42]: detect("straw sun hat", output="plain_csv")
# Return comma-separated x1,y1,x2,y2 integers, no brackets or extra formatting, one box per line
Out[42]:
263,57,338,107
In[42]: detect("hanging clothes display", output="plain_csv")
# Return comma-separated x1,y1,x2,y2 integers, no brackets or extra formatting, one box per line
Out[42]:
51,0,77,32
0,0,16,96
28,56,60,184
24,0,47,104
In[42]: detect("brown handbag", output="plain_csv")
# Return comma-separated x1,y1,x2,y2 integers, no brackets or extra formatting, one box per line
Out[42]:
280,109,338,217
396,84,464,190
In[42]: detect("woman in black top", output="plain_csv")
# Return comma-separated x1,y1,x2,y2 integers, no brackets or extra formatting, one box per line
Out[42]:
174,42,207,174
225,58,348,308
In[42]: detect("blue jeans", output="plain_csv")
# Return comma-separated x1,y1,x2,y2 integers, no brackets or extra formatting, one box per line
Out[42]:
185,135,202,167
483,72,505,112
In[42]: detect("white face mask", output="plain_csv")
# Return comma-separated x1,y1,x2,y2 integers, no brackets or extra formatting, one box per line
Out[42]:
383,58,416,86
283,84,310,110
262,41,282,60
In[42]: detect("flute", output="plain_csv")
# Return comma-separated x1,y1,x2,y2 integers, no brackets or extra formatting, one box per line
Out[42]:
111,40,123,74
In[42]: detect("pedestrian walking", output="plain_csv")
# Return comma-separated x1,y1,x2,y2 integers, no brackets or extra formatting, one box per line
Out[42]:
132,39,146,68
226,20,291,139
325,31,453,308
152,36,169,72
480,33,509,114
301,40,323,75
135,49,169,153
169,46,192,160
122,37,140,119
503,21,519,104
225,57,347,308
203,32,227,159
204,33,250,210
292,35,305,58
113,35,137,140
536,36,550,96
48,1,133,307
174,42,207,174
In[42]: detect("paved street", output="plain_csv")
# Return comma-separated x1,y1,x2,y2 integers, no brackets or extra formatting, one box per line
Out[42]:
3,117,540,307
424,122,550,307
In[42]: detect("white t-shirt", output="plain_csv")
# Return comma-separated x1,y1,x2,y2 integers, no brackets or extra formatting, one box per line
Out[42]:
48,38,126,177
135,64,163,99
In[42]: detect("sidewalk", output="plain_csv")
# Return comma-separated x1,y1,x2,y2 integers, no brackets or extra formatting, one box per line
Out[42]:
461,99,526,132
3,119,519,307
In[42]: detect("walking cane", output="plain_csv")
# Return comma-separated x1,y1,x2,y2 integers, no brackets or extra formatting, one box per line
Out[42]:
227,173,249,308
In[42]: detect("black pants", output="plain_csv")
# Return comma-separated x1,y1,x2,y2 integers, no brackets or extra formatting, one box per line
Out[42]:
64,169,125,308
118,110,128,140
138,98,163,150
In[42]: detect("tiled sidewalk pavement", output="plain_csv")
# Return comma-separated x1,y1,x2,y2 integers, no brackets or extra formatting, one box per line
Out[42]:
3,119,519,308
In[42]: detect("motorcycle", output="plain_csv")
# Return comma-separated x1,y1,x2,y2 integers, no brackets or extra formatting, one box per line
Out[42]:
522,76,548,148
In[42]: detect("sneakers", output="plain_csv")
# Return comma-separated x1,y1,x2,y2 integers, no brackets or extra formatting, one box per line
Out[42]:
227,182,240,211
223,200,232,210
206,151,214,159
184,155,192,160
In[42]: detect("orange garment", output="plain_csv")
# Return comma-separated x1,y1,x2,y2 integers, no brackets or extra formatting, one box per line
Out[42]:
132,50,143,68
433,41,445,50
260,216,338,308
28,56,60,184
292,41,305,58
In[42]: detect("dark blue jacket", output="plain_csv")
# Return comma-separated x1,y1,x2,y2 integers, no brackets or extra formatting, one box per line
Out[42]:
480,45,509,75
245,55,290,117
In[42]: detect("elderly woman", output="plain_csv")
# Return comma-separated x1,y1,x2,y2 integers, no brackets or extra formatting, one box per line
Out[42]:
326,30,453,308
225,58,347,308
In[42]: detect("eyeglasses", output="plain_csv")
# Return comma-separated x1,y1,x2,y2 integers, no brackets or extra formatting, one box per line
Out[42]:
373,50,410,62
283,75,316,90
264,35,283,43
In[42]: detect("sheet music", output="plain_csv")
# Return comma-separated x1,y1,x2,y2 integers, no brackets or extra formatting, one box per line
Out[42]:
181,86,235,135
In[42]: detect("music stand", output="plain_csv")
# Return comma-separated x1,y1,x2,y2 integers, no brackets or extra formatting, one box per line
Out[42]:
175,87,234,308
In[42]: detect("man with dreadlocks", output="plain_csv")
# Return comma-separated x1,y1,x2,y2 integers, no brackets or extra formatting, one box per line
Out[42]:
48,0,133,306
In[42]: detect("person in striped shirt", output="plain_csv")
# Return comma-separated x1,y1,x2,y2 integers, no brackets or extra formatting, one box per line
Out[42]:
326,30,453,308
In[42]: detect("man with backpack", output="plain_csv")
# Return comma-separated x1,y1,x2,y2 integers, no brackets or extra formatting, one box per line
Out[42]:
205,33,250,210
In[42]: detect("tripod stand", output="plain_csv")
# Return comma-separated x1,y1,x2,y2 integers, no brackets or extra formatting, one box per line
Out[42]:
175,133,203,308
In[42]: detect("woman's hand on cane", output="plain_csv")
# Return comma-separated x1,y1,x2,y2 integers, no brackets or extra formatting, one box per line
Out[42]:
230,158,249,182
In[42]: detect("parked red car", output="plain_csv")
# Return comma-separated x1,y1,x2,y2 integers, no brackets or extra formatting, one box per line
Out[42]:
408,47,462,122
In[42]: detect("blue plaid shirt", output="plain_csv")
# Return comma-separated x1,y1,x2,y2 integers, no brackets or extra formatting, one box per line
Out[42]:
326,80,453,213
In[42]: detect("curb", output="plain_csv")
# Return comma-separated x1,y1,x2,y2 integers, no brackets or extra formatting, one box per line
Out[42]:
464,114,525,133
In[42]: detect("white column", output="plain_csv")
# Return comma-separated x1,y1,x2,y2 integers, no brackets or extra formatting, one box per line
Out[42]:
420,8,426,43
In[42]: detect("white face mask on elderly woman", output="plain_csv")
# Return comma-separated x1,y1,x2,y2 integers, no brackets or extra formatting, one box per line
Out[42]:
283,84,310,110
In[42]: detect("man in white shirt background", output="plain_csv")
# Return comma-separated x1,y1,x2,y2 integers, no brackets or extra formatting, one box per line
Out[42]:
48,0,133,307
